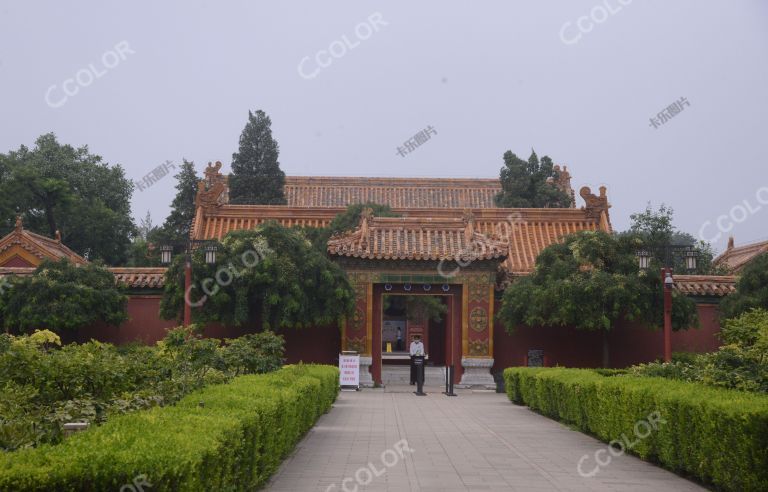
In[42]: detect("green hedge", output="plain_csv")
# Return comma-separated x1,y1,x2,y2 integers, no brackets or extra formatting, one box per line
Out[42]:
0,364,339,491
503,367,768,492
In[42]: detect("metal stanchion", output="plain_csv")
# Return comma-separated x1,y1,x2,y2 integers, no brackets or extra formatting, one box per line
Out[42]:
414,355,426,396
445,365,457,397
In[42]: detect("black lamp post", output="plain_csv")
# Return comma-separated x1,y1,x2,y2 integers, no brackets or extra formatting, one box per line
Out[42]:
160,240,218,326
636,245,698,362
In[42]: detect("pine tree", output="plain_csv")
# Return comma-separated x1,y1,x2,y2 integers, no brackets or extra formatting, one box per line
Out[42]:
162,159,199,242
495,149,573,208
228,110,286,205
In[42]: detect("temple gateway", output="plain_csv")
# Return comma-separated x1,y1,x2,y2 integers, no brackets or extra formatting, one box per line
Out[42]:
0,163,737,386
188,163,725,387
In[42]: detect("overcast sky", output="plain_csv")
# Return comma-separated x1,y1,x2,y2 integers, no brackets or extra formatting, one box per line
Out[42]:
1,1,766,253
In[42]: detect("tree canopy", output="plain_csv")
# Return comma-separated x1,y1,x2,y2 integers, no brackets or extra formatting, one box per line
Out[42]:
625,204,723,275
0,259,128,333
719,253,768,319
228,110,286,205
161,159,199,243
301,202,398,251
0,134,135,265
494,150,573,208
160,223,354,329
498,230,698,366
384,295,447,323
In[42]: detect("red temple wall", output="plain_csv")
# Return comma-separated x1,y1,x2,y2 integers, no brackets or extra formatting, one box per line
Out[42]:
492,303,723,371
65,295,722,371
70,296,177,345
67,295,341,364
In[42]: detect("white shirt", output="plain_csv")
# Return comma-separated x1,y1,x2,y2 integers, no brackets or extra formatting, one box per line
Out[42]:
409,340,424,356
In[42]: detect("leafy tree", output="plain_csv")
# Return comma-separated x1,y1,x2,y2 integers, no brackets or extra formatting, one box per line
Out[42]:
219,332,285,375
136,211,158,241
301,202,398,251
626,204,723,274
630,309,768,393
719,253,768,319
0,134,135,264
228,110,286,205
495,150,573,208
125,211,162,267
499,230,698,367
161,159,199,243
0,259,128,333
384,295,447,322
160,222,354,329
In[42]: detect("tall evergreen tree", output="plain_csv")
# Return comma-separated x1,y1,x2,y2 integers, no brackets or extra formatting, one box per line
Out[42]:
495,149,573,208
126,211,161,267
161,159,199,242
228,110,286,205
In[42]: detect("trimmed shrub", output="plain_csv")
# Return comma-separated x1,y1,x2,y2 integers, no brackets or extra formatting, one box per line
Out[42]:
503,367,768,492
0,364,338,491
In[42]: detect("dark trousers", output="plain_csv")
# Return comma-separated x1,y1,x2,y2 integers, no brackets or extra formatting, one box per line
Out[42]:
410,356,416,384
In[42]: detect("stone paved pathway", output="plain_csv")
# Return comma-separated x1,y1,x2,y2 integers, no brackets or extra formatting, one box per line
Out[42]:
264,387,705,492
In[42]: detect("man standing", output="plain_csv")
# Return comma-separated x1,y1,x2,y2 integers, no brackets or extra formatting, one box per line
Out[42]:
409,335,425,385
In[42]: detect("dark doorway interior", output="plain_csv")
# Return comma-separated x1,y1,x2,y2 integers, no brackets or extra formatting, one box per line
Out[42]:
381,294,448,366
428,317,446,366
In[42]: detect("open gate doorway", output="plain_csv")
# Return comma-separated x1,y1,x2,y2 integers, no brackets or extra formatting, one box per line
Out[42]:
372,283,463,385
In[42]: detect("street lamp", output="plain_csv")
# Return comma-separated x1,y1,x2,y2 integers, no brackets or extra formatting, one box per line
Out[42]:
204,244,217,265
683,247,698,271
635,245,699,363
636,250,651,270
160,245,173,265
159,239,218,326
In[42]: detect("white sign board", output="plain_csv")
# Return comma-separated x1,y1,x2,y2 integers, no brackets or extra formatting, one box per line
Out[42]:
339,354,360,388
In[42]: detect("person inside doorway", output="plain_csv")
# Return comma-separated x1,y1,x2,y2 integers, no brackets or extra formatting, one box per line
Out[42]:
396,326,403,351
409,334,425,385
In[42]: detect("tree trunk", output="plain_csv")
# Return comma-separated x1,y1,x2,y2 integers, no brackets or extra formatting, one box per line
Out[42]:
601,330,610,368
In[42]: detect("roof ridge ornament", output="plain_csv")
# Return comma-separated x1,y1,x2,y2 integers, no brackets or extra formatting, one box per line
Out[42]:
195,161,229,210
552,164,576,208
463,209,475,242
580,186,611,220
14,215,22,232
359,207,373,250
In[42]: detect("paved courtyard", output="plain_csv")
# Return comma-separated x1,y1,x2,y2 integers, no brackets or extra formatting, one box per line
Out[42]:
265,386,705,492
